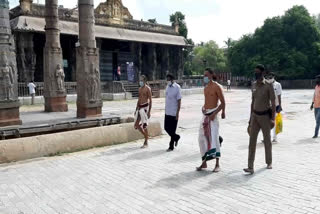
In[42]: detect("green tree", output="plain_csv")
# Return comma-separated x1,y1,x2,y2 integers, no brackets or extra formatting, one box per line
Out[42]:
170,11,188,38
190,41,227,75
228,5,320,79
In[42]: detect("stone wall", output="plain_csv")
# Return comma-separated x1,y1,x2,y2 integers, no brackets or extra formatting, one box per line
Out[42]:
279,80,316,89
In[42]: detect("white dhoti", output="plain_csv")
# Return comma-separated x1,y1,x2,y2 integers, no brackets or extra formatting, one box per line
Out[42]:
198,108,221,161
134,103,149,130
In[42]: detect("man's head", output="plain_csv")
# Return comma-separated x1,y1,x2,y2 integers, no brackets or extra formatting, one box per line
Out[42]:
266,72,276,83
139,75,147,87
166,74,175,85
254,64,265,81
166,74,174,82
204,68,217,82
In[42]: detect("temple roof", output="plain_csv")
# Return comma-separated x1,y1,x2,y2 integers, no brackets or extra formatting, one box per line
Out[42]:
11,16,187,46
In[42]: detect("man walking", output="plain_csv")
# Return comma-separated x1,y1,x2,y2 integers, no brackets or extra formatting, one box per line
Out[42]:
27,81,36,105
244,65,276,174
266,72,282,142
165,74,182,152
197,68,226,173
310,75,320,138
134,75,152,148
227,79,231,91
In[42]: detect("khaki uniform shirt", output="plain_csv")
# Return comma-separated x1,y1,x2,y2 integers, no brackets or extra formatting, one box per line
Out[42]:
252,79,276,112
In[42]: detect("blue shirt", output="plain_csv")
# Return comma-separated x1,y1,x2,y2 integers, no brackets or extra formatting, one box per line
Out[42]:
165,82,182,116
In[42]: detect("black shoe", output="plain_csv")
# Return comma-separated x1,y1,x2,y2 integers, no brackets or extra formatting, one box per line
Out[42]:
312,136,318,139
175,135,180,147
167,148,174,152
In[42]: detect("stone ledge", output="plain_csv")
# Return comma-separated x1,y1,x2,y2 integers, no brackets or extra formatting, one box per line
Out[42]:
0,121,162,164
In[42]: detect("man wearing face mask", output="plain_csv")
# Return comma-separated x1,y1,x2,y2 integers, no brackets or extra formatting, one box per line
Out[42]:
134,75,152,148
266,72,282,142
244,64,276,175
310,75,320,138
164,74,182,152
197,68,226,173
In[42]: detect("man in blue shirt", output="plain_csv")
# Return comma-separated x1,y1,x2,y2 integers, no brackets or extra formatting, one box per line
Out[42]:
165,74,182,152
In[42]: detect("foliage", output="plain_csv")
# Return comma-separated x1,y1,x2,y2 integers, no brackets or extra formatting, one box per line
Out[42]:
228,6,320,79
170,11,188,39
188,41,227,75
148,19,157,24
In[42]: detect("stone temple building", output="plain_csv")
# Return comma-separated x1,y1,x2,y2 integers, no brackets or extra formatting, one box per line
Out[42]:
9,0,187,84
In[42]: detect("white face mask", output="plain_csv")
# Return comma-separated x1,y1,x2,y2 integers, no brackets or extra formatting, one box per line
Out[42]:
167,81,172,86
139,81,144,87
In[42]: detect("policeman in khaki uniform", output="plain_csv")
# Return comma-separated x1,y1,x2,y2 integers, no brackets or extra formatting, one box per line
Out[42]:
244,65,276,174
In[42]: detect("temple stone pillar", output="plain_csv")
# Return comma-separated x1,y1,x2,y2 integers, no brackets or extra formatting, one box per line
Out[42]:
43,0,68,112
20,0,33,13
0,0,22,126
16,33,36,82
130,42,141,82
177,47,184,80
146,44,157,81
160,45,169,79
76,0,102,118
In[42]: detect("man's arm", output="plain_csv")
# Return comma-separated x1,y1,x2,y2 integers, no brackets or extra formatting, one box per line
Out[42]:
249,97,254,125
176,99,181,120
210,87,226,120
311,91,315,110
269,85,276,123
148,87,152,118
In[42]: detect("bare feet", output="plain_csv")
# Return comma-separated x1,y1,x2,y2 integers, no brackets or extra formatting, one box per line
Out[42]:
141,143,148,149
243,168,254,174
213,166,220,173
267,164,272,169
196,162,207,171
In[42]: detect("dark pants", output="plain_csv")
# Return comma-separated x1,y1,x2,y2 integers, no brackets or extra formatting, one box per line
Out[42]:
165,115,180,150
315,108,320,137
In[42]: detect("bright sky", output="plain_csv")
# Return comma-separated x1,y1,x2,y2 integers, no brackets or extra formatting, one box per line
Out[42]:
9,0,320,47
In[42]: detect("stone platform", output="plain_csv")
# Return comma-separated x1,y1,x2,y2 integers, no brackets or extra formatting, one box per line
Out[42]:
0,89,319,213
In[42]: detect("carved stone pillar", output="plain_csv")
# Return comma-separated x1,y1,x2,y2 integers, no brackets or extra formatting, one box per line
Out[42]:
16,33,36,83
0,0,22,126
177,47,184,80
76,0,102,118
19,0,33,13
44,0,68,112
161,45,169,79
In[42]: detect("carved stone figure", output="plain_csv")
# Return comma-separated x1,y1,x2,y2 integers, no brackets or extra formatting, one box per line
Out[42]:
95,0,133,20
0,64,14,101
56,64,65,92
87,63,99,102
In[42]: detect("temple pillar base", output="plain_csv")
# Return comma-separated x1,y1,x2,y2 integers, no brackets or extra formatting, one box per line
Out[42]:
77,105,102,118
0,101,22,127
44,96,68,112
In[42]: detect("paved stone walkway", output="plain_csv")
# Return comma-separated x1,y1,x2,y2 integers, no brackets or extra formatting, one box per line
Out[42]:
1,90,320,214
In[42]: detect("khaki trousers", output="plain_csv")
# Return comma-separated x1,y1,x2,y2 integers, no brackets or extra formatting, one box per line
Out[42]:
248,114,272,169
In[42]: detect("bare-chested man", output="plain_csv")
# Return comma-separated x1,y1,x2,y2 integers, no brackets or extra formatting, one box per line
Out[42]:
197,68,226,173
134,75,152,148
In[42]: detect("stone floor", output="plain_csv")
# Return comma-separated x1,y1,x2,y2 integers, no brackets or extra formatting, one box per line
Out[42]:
1,89,319,214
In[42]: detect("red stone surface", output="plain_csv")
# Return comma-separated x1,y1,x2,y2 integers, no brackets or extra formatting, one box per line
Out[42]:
0,107,22,127
77,106,102,118
45,96,68,112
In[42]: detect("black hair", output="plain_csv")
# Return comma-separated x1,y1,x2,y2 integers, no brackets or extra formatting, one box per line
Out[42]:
268,72,275,77
205,68,214,74
140,75,147,81
204,68,217,80
255,64,265,72
166,74,175,80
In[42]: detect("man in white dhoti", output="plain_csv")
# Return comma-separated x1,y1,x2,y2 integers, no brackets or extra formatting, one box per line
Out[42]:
134,75,152,148
197,68,226,173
